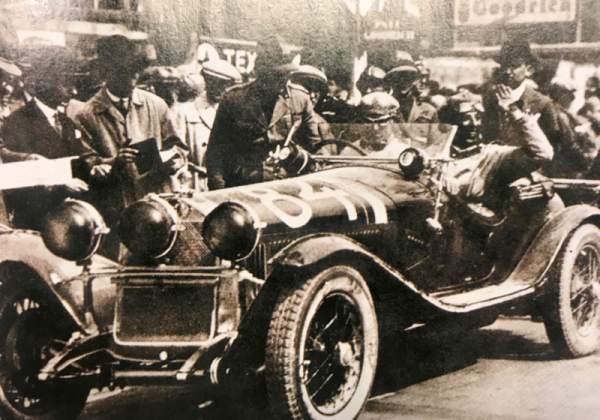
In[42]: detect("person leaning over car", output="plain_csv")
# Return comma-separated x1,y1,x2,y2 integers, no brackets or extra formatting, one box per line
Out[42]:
205,35,321,190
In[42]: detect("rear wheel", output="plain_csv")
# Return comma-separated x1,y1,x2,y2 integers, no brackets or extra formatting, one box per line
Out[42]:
543,224,600,358
0,287,90,420
266,266,378,420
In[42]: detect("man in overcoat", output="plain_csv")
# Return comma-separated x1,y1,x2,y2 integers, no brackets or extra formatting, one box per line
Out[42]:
205,36,321,190
71,35,182,258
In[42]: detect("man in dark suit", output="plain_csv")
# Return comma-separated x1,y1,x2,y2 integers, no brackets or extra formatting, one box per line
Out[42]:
0,47,89,230
483,39,577,177
205,36,321,190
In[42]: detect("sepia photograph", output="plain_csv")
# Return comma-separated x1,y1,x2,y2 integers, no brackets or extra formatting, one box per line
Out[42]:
0,0,599,419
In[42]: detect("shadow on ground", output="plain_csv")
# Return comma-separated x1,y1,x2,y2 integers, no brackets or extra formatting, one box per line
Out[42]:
370,317,554,397
79,318,554,420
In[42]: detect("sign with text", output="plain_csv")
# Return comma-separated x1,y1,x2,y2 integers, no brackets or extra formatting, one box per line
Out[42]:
455,0,577,25
197,39,258,75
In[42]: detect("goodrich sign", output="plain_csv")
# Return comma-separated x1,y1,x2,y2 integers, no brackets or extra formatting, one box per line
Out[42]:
455,0,577,25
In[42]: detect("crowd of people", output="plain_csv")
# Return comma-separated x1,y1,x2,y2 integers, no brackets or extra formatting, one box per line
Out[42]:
0,33,600,246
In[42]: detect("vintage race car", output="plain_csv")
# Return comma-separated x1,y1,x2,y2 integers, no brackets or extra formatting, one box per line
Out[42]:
1,123,600,420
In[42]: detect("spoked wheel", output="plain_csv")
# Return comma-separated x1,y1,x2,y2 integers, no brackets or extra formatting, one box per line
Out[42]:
543,224,600,358
266,266,377,420
0,288,90,420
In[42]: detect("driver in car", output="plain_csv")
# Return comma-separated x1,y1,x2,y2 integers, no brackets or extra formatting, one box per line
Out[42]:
340,91,410,157
440,92,554,215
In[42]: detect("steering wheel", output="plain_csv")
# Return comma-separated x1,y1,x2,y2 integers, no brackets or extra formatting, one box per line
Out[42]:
314,139,368,156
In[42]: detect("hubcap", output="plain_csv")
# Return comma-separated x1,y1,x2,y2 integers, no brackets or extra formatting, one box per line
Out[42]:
0,296,64,414
571,244,600,336
300,293,363,415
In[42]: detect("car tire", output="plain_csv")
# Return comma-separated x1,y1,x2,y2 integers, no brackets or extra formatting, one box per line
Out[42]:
265,265,378,420
543,224,600,358
0,286,90,420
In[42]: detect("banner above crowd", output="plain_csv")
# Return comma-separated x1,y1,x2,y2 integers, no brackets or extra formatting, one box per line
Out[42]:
455,0,577,26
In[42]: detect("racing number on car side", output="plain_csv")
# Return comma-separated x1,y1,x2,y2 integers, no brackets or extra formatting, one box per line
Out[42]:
241,180,387,228
241,186,313,228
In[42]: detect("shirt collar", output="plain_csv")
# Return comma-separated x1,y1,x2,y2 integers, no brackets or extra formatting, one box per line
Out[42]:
34,97,57,122
512,81,528,102
106,88,129,107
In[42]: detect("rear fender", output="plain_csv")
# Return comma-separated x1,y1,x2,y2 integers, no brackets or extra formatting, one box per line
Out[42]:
0,230,117,333
504,204,600,290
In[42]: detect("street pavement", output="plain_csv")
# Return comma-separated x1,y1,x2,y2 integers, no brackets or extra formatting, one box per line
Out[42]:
78,317,600,420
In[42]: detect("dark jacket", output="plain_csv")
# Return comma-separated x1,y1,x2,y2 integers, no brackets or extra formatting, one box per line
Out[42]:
483,85,576,177
0,99,89,230
206,81,321,190
0,99,88,161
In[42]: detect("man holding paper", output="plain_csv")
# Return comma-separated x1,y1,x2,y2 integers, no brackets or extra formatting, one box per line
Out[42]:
0,47,89,230
71,36,184,219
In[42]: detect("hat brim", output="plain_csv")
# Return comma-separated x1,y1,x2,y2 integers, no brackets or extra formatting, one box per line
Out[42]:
274,62,300,73
0,58,21,77
493,53,538,67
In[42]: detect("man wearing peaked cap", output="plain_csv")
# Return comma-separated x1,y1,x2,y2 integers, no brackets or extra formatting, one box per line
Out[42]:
340,92,406,156
205,36,321,190
384,51,438,123
290,65,336,152
358,91,400,123
176,59,241,191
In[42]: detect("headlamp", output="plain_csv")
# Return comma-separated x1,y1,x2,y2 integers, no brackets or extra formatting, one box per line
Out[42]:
202,202,260,261
398,147,425,179
42,199,108,262
117,195,180,258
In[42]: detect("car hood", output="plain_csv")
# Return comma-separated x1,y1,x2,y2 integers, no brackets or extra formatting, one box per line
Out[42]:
180,166,431,234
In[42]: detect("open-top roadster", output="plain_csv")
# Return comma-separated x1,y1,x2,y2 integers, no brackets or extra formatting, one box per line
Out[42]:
0,123,599,420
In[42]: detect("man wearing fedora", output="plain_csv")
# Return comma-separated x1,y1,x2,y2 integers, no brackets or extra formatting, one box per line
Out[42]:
205,35,322,190
483,38,575,177
71,35,182,257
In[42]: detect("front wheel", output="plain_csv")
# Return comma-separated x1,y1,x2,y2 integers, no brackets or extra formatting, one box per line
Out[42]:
0,287,90,420
543,224,600,358
266,265,378,420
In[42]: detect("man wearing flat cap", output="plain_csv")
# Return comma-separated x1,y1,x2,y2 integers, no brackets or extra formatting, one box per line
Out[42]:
205,35,321,190
384,51,438,124
483,38,575,177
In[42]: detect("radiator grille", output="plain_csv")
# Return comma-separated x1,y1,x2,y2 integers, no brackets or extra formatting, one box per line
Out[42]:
170,221,216,266
115,283,216,343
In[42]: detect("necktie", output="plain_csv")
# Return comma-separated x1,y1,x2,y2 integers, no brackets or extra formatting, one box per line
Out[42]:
53,112,63,136
116,98,128,118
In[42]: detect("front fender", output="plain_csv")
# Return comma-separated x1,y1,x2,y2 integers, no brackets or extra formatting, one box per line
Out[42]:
0,229,117,333
269,233,370,268
505,204,600,289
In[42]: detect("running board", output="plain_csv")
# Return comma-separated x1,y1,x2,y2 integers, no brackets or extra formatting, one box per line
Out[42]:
434,281,534,308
